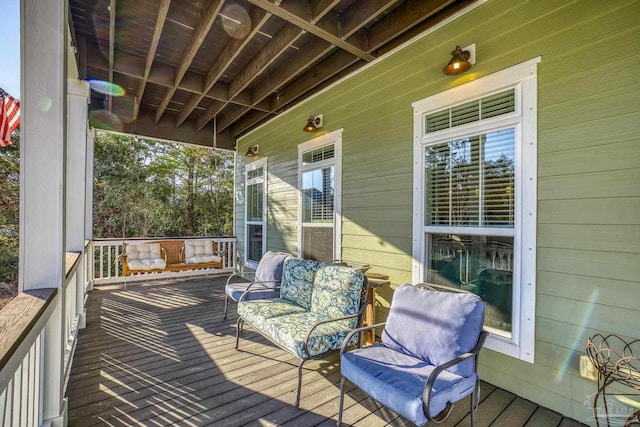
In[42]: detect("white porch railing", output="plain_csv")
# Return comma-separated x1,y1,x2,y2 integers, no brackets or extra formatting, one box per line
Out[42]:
92,236,236,285
0,241,91,426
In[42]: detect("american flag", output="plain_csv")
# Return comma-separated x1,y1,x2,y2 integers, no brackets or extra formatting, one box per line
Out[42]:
0,88,20,147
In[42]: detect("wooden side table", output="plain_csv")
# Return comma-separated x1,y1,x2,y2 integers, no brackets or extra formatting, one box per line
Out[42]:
362,272,390,345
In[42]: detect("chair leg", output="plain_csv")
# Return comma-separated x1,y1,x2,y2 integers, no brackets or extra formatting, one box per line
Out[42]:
295,359,306,407
235,318,243,349
470,391,475,427
223,295,229,319
470,379,480,427
337,377,346,427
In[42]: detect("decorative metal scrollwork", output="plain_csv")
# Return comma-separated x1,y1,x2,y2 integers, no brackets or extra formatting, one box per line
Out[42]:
586,334,640,427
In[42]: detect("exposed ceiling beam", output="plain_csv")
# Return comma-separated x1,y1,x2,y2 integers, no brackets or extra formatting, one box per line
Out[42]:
271,49,359,111
216,105,251,132
247,0,375,62
85,45,272,113
195,23,304,131
155,0,224,123
196,0,341,131
250,0,398,108
134,0,171,119
230,110,272,137
250,37,332,106
347,0,455,52
316,0,401,39
175,6,271,127
118,110,235,150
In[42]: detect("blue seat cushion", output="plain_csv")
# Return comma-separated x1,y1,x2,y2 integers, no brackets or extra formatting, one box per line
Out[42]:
382,284,484,377
341,344,477,426
225,281,280,302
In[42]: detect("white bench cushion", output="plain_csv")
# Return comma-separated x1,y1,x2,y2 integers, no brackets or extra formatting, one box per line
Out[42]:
127,258,166,270
126,243,162,261
125,243,166,271
185,254,222,264
184,239,214,258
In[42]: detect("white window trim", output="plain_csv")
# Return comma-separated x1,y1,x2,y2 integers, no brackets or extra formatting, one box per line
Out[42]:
297,129,343,261
412,57,540,362
244,157,267,270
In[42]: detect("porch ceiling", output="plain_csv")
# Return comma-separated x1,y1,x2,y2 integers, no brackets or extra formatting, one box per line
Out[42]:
69,0,476,151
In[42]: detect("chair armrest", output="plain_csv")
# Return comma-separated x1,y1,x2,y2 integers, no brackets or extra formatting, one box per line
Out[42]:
423,330,489,422
225,271,257,286
237,282,281,302
340,322,387,356
302,304,370,358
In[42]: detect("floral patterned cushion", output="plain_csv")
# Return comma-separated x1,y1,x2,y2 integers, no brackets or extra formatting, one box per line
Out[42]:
259,312,358,359
310,265,364,319
237,298,307,327
279,258,323,310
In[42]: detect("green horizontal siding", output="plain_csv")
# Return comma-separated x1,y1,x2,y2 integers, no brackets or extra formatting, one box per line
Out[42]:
235,0,640,423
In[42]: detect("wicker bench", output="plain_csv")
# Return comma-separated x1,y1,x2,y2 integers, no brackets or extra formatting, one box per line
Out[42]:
120,239,223,276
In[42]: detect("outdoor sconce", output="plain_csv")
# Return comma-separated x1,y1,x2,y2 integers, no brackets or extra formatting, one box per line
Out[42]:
303,114,323,132
443,44,475,75
245,144,259,157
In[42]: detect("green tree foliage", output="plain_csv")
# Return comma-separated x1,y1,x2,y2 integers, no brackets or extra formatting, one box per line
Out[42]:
93,132,234,238
0,132,20,286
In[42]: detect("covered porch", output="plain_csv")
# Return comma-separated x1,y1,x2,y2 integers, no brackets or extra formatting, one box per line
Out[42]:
67,276,584,427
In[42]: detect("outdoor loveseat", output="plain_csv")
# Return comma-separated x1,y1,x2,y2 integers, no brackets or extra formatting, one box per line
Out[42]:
120,239,223,276
235,257,369,406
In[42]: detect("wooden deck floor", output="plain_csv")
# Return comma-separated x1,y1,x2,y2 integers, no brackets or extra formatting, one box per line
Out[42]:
67,277,586,426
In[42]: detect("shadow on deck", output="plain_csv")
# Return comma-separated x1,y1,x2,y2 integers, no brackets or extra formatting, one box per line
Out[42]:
67,277,586,426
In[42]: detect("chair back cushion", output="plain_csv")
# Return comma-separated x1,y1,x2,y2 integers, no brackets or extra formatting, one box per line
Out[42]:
255,251,290,285
126,243,162,261
382,284,484,376
310,265,364,322
279,258,322,310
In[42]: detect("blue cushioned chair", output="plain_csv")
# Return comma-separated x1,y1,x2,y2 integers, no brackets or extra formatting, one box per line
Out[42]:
337,283,488,426
223,251,291,319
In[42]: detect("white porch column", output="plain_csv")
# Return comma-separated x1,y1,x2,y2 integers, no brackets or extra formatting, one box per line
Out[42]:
20,0,69,425
85,128,95,292
67,79,89,329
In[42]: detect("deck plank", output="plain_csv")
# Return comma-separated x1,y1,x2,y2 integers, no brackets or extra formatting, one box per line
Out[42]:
67,277,587,427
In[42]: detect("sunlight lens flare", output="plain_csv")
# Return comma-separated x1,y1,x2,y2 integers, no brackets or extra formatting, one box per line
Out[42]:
88,80,126,97
220,3,251,39
89,110,124,131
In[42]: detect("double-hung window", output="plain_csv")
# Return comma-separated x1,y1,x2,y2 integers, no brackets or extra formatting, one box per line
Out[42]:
412,58,540,361
245,158,267,268
298,129,342,262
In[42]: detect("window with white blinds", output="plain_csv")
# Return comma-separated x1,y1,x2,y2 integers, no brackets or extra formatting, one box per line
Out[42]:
298,130,343,262
412,58,540,362
245,159,266,267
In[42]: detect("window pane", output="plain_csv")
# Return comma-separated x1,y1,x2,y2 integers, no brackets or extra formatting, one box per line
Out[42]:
424,89,515,134
427,233,513,335
302,166,334,223
425,137,480,226
483,129,515,226
302,145,335,165
247,224,263,263
246,182,263,222
425,129,515,228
